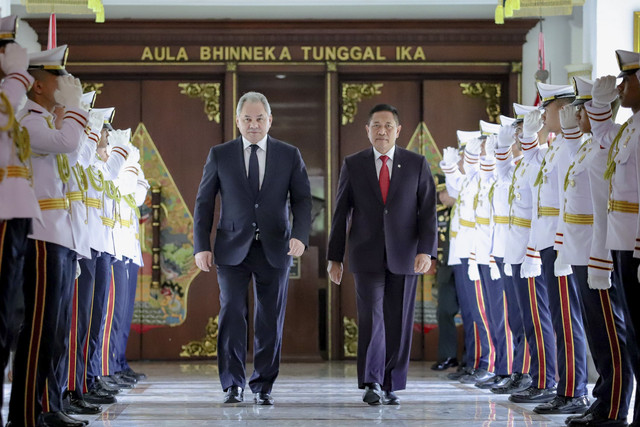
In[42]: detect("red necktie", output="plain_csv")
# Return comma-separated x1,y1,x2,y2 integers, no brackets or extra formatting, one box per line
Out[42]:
379,155,390,203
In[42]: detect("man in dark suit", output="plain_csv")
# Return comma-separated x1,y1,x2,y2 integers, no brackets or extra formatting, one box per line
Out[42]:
193,91,312,406
327,104,437,405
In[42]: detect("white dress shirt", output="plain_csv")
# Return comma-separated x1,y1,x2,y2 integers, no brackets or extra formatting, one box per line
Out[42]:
373,145,395,179
243,135,267,189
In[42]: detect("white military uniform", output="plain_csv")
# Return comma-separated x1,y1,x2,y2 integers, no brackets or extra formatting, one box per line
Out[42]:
0,70,39,221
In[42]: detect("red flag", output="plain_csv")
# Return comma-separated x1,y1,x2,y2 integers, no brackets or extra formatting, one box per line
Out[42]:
47,13,56,50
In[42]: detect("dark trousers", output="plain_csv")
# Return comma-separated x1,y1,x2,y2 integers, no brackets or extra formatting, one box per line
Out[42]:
0,219,30,426
216,240,290,394
539,247,588,397
109,258,129,373
353,270,418,392
435,268,458,362
458,258,493,371
611,250,640,426
495,257,529,375
68,250,99,398
478,264,511,376
9,240,75,426
573,265,632,421
85,252,114,391
453,264,475,368
510,263,556,389
116,261,139,372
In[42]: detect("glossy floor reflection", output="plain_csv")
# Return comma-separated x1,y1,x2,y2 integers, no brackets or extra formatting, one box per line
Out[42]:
2,361,633,426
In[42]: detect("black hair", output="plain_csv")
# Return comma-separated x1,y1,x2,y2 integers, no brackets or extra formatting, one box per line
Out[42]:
367,103,400,125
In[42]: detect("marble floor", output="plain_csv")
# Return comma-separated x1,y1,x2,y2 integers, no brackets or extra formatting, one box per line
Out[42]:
2,361,635,426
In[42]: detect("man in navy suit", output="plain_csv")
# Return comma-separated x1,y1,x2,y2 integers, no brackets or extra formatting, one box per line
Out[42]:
327,104,437,405
193,92,312,406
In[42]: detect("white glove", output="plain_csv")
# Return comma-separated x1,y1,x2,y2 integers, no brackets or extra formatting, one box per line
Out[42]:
0,43,29,76
522,110,544,139
588,274,611,290
484,135,497,159
468,260,480,281
503,263,512,277
107,129,130,158
75,260,82,280
553,258,573,277
127,145,140,165
521,259,541,278
497,124,515,149
559,104,579,130
465,138,482,156
54,75,84,110
591,76,618,108
88,109,104,132
441,146,460,166
490,262,501,280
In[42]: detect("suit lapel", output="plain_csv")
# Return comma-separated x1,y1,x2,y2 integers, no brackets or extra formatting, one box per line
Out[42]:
385,147,403,205
235,138,254,196
364,148,383,204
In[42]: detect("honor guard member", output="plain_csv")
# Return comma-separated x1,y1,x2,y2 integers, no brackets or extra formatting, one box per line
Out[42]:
65,104,115,414
489,111,532,395
106,140,141,382
495,109,557,404
431,173,460,372
113,162,148,381
440,132,494,384
72,108,129,406
558,76,634,427
585,49,640,427
82,122,132,403
472,126,511,390
442,131,484,380
0,15,37,427
524,82,589,415
8,45,90,427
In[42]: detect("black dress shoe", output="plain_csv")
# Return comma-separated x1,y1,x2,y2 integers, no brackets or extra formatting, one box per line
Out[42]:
120,368,147,381
460,368,494,384
382,391,400,405
84,388,117,405
41,411,85,427
431,357,459,371
62,413,89,426
533,395,589,414
509,385,557,403
475,374,509,389
362,383,382,405
567,411,628,426
491,373,532,394
67,397,102,415
254,392,274,405
447,366,472,380
96,379,121,394
224,386,244,404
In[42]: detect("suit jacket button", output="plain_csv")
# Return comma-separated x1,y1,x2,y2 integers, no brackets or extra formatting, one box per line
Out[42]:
384,209,388,214
255,203,259,208
252,222,256,227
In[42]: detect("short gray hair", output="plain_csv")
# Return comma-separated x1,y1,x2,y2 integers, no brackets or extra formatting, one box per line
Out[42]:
236,91,271,116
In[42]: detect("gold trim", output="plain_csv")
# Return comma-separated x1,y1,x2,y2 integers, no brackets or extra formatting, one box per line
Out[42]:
82,82,104,95
68,60,512,68
226,61,237,72
180,315,219,357
341,83,383,126
511,61,523,73
177,83,221,123
460,82,502,122
326,61,337,72
635,11,640,53
343,316,357,358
